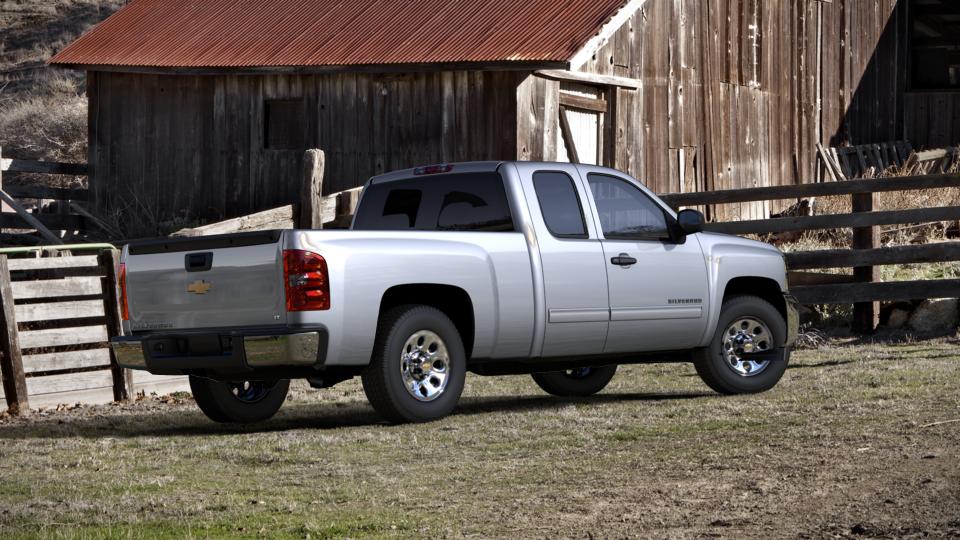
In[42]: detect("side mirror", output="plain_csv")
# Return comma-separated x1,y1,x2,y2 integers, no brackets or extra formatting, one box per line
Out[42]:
677,209,705,234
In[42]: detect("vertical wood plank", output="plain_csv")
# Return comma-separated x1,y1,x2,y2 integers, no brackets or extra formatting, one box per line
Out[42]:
0,145,3,221
300,149,325,229
99,250,130,402
0,256,29,414
851,192,880,333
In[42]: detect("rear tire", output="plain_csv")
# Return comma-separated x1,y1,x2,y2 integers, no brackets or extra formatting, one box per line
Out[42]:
362,305,466,423
694,295,788,395
189,376,289,423
531,365,618,397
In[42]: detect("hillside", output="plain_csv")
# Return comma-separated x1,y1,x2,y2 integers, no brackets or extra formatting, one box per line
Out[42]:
0,0,121,164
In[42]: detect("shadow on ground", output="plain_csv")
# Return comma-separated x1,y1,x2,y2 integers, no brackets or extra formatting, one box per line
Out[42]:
0,391,710,440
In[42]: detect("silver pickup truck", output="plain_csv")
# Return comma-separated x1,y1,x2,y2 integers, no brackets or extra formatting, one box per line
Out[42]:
112,161,798,424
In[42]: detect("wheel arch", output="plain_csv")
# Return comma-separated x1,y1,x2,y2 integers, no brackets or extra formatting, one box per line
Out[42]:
378,284,476,358
721,276,787,323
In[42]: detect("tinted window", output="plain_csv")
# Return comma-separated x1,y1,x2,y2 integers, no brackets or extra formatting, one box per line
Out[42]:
353,172,514,232
587,173,668,239
533,171,587,238
381,189,421,228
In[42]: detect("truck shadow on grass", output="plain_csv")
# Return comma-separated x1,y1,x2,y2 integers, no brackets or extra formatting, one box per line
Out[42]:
0,391,710,440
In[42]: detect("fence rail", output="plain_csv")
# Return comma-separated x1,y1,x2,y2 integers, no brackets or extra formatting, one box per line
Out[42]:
0,147,92,245
661,172,960,331
658,173,960,206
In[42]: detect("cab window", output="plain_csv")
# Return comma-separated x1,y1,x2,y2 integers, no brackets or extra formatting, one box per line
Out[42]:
587,173,669,240
532,171,588,238
353,172,515,232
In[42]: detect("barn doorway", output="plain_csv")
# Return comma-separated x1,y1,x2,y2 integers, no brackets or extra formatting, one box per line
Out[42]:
556,82,610,166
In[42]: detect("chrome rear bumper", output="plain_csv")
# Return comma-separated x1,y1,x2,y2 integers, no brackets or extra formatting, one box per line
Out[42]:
110,328,326,373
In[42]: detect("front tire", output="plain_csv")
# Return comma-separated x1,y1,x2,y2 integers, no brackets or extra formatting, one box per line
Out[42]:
189,376,289,423
694,295,788,395
362,305,466,423
531,365,618,397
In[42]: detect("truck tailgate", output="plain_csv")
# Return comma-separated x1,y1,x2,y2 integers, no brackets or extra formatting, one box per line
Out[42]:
124,231,287,331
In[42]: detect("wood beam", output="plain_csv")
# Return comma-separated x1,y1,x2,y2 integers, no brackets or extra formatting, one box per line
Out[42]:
558,106,580,164
0,256,29,414
0,189,64,244
702,206,960,235
785,242,960,270
535,70,642,90
99,250,131,402
1,158,88,176
658,173,960,207
792,279,960,304
300,149,325,230
559,93,608,113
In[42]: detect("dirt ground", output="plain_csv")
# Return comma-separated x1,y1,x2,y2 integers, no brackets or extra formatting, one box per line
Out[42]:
0,338,958,539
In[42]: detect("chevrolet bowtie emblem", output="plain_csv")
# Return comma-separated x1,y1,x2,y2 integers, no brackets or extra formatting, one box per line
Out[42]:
187,280,212,295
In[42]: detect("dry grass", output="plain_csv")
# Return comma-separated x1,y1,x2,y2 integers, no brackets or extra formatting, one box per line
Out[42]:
0,340,958,539
0,0,122,165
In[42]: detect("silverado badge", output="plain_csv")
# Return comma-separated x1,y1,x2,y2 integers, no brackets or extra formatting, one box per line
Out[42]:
187,280,212,295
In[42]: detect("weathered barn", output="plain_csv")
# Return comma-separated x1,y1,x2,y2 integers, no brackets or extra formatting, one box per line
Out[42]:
50,0,960,233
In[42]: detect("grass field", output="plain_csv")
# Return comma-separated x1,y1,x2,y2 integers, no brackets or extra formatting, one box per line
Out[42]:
0,339,958,539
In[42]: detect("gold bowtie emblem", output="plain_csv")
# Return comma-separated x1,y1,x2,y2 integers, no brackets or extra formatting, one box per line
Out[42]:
187,280,212,295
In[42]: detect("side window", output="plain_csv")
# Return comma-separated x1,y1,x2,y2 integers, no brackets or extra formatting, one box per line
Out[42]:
353,172,514,232
434,173,514,232
532,171,587,238
587,173,668,240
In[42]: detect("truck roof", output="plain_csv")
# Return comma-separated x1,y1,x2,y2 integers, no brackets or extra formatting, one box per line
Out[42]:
368,161,505,185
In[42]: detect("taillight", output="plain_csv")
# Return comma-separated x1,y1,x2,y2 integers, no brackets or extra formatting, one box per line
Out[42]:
118,262,130,321
283,250,330,311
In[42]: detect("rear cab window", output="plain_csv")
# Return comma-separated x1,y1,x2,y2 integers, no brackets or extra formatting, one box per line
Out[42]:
353,171,515,232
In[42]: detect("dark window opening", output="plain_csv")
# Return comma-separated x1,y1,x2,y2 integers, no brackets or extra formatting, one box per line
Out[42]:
264,99,305,150
909,0,960,91
353,172,515,232
532,171,588,238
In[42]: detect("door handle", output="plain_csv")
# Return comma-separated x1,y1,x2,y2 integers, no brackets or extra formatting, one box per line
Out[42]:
611,253,637,266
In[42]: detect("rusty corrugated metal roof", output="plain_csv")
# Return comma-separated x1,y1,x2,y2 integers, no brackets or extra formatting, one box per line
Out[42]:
50,0,631,69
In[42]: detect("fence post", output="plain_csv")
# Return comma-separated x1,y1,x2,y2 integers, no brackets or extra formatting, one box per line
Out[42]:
300,149,325,229
99,250,131,401
0,255,29,414
851,191,880,332
1,145,4,216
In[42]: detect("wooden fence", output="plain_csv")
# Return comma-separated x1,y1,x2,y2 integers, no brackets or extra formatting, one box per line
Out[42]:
0,250,186,413
660,173,960,332
0,146,99,244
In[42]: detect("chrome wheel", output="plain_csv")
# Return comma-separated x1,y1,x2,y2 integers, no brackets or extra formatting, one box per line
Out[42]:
722,317,773,377
229,380,270,403
400,330,450,402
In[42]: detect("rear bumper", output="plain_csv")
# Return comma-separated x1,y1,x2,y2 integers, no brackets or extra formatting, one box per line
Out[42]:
784,293,800,348
111,327,327,376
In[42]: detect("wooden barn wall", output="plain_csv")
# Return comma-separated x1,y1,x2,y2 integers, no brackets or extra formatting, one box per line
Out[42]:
88,71,519,234
523,0,925,220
